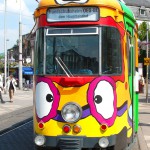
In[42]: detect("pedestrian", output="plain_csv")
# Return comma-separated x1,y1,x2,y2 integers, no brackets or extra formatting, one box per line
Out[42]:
0,74,5,103
139,75,145,93
5,74,17,102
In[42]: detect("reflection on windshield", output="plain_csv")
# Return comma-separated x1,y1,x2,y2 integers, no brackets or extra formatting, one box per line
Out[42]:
46,35,99,75
55,57,73,77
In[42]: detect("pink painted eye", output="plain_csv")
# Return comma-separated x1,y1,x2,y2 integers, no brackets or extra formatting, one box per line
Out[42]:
35,77,60,123
54,0,88,5
87,77,117,126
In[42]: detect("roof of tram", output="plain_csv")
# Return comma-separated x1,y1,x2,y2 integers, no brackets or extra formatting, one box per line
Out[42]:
36,0,122,10
34,0,135,22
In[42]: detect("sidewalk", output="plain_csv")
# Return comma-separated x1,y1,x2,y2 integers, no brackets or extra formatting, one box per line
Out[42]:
0,89,33,132
138,87,150,150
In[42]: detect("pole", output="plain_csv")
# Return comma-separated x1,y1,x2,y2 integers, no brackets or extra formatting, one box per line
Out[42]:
4,0,7,90
7,50,9,77
146,22,149,103
6,39,9,77
19,0,22,90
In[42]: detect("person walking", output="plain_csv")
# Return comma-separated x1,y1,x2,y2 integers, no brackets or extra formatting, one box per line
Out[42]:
5,74,17,102
139,75,145,93
0,74,5,103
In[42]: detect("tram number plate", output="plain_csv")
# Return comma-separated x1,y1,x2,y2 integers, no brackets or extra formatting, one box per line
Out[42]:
144,58,150,65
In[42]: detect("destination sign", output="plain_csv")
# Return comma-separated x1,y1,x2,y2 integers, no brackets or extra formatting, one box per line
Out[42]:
47,7,99,22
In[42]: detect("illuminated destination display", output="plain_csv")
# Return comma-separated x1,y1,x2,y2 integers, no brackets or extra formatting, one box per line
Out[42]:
47,7,99,22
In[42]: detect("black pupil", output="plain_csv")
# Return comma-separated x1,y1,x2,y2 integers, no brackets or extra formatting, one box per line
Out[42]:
94,95,102,104
46,94,53,102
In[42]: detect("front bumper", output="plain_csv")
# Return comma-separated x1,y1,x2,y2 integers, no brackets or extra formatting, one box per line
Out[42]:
34,127,128,150
34,135,116,150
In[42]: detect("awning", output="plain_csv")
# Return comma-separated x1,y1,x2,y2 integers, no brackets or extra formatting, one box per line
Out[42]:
22,67,33,75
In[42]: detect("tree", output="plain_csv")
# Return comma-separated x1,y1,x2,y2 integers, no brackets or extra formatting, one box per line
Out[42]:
138,21,150,41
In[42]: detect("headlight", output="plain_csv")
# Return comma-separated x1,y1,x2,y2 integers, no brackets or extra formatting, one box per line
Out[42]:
34,135,45,146
98,137,109,148
61,102,82,123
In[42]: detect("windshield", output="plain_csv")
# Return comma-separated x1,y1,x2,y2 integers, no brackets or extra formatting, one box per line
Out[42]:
34,27,122,76
46,34,99,75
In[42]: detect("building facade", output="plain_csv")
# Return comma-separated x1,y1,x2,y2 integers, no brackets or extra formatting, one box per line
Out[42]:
124,0,150,21
124,0,150,77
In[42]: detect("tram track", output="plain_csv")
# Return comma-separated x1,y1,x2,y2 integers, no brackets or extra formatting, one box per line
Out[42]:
0,118,34,150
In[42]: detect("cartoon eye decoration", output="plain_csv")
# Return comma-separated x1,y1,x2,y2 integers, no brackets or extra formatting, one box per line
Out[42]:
46,94,53,103
55,0,88,5
35,77,60,123
87,77,117,127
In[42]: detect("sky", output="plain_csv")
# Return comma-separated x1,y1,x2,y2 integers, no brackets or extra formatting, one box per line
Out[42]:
0,0,38,53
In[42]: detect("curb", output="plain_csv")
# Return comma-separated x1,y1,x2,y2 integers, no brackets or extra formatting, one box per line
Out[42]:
137,125,149,150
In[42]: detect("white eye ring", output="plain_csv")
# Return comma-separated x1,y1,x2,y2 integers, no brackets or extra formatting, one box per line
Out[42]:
94,81,114,119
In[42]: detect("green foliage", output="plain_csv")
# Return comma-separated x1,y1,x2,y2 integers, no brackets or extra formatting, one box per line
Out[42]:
138,21,150,41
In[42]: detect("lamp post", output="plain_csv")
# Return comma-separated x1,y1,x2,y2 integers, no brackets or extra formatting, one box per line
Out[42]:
4,0,7,89
6,39,9,77
146,22,149,103
19,0,22,90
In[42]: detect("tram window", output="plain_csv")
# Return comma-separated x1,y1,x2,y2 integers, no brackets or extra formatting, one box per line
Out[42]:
47,29,71,35
47,27,98,35
127,35,131,75
45,34,99,75
35,29,44,75
73,28,97,34
102,27,122,75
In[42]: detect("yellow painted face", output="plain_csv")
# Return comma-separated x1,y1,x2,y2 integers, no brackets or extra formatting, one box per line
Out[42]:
34,76,132,137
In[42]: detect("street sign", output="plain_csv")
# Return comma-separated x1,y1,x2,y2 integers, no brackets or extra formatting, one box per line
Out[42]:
144,58,150,65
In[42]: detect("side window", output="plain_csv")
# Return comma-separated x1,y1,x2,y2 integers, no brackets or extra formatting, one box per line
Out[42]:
102,27,122,75
35,29,45,75
127,34,131,75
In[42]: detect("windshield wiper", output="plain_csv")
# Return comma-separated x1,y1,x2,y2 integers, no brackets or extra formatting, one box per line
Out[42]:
55,57,73,77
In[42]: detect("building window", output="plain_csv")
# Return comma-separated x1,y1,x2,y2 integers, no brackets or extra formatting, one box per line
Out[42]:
140,6,146,16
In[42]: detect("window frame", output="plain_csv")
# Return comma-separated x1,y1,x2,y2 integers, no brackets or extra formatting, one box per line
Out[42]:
34,26,122,76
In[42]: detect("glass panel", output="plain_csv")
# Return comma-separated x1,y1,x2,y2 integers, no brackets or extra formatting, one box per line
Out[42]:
73,28,97,34
127,35,131,75
47,29,71,35
34,28,44,75
47,27,97,35
46,35,99,75
102,27,122,74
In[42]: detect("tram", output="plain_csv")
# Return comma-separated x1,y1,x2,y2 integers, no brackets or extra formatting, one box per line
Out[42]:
33,0,139,149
